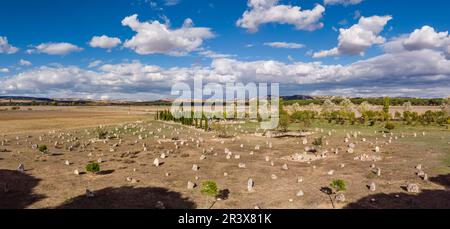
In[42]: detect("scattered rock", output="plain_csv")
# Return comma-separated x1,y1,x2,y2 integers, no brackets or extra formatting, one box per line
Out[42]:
335,193,346,202
406,183,420,193
153,158,160,167
369,182,376,192
187,181,196,190
17,164,25,173
247,178,254,192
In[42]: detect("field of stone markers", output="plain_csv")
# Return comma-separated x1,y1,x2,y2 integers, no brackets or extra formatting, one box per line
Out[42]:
0,105,449,209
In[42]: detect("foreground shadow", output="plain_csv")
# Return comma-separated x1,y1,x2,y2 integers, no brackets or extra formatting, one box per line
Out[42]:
56,186,197,209
345,174,450,209
0,169,45,209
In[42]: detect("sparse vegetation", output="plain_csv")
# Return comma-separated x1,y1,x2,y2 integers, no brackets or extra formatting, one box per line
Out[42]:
330,179,347,192
312,137,323,147
38,145,48,153
201,181,218,197
86,162,100,173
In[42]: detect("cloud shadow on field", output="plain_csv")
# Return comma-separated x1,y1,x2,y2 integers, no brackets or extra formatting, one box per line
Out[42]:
345,174,450,209
0,169,46,209
55,186,197,209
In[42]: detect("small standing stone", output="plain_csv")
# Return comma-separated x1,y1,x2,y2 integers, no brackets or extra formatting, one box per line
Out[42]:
406,183,420,193
282,164,289,171
376,167,381,176
153,158,160,167
369,182,376,192
187,181,196,190
296,190,304,197
247,178,254,192
192,164,199,171
17,164,25,173
74,169,80,175
335,193,346,202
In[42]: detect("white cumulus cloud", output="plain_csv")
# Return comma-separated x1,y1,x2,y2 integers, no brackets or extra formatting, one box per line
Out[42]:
19,59,32,66
122,14,214,56
236,0,325,33
0,68,9,73
0,36,19,54
89,35,122,49
29,42,83,55
324,0,363,6
313,15,392,58
264,42,305,49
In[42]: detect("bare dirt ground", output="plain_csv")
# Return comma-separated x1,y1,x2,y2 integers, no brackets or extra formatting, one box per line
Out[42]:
0,106,449,209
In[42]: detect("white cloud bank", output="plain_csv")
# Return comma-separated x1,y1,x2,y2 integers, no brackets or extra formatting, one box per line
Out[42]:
237,0,325,33
313,15,392,58
122,15,214,56
1,25,449,99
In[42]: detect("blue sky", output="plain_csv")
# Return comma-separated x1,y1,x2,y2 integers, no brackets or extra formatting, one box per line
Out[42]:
1,0,450,100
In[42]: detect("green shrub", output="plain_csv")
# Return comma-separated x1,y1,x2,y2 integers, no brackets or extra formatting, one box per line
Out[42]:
330,179,346,192
38,145,48,153
96,128,108,139
312,137,323,147
201,181,218,197
86,162,100,173
385,122,395,131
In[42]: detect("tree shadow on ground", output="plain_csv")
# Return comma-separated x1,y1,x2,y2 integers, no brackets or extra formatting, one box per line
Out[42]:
0,169,46,209
55,186,197,209
345,174,450,209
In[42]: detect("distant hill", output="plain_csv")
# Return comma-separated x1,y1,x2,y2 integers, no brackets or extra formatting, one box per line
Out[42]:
0,95,444,106
281,95,314,100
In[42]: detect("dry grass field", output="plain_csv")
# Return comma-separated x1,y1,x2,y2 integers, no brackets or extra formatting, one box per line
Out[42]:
0,106,449,209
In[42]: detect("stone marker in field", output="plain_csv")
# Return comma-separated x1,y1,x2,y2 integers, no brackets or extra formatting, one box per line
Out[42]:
247,178,254,192
282,164,288,171
187,181,196,190
153,158,160,167
376,167,382,176
369,182,376,191
375,146,380,153
296,190,304,197
74,169,80,175
192,164,199,171
335,193,346,202
238,163,246,169
271,174,278,180
17,164,25,173
406,183,420,193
